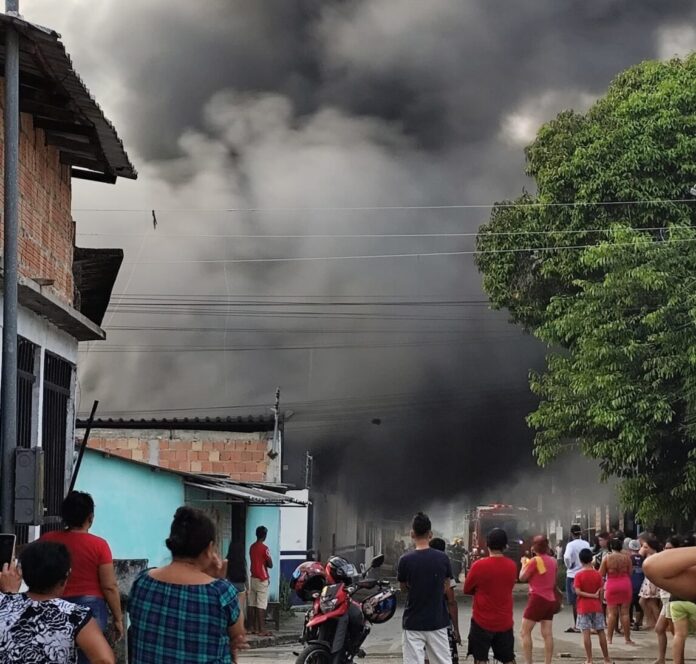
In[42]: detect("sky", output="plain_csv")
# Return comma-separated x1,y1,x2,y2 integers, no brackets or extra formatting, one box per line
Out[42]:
24,0,696,511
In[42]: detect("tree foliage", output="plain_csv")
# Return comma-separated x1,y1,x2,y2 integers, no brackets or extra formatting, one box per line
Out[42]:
476,55,696,524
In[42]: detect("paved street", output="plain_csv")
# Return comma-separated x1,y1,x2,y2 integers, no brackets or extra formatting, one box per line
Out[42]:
248,591,696,664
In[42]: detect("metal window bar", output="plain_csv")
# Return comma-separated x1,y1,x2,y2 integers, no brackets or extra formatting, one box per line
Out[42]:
41,352,73,535
15,337,36,544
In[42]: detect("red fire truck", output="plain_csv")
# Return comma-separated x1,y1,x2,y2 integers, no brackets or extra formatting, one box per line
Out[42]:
462,504,534,571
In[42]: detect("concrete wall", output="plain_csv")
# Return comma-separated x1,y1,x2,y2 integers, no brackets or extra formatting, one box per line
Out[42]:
83,428,277,483
75,449,185,567
0,81,75,304
246,505,281,602
312,486,365,565
280,489,309,581
0,298,79,543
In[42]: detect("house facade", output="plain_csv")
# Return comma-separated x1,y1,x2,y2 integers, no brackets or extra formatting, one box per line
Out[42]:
0,14,136,540
75,447,306,602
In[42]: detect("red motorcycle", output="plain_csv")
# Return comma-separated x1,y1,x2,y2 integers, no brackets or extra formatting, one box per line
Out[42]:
291,554,397,664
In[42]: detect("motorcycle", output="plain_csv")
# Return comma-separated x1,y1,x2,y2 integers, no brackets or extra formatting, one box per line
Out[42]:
294,554,397,664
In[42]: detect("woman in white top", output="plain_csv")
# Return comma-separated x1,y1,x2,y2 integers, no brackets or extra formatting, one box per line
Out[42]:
0,540,114,664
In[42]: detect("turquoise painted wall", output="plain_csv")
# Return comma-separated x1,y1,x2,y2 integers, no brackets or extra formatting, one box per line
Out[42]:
246,505,281,602
75,450,185,568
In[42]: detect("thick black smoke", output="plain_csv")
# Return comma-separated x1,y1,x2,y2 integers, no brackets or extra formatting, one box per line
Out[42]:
30,1,696,511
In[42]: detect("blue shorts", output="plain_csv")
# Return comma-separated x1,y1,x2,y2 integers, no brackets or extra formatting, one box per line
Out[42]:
566,577,577,606
577,612,606,632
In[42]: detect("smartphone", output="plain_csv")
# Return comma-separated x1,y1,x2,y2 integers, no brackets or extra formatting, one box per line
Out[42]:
0,533,16,568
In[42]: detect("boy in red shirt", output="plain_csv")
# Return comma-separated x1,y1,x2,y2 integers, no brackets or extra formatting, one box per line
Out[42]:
574,548,611,664
464,528,518,664
249,525,273,635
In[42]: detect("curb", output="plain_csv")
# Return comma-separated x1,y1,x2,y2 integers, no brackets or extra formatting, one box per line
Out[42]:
248,634,299,650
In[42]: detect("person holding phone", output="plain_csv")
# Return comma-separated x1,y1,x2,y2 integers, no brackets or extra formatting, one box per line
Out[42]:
42,491,123,662
0,540,115,664
0,533,16,571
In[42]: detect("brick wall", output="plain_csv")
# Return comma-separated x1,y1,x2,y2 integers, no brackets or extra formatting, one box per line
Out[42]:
0,80,75,304
84,428,272,483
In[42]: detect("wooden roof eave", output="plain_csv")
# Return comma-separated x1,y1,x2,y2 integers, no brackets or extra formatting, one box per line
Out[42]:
0,13,136,184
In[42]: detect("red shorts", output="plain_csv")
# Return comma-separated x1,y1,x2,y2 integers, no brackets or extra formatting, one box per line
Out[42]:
523,594,556,622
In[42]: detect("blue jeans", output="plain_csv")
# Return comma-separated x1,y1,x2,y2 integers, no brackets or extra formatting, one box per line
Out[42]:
65,596,108,664
565,577,577,606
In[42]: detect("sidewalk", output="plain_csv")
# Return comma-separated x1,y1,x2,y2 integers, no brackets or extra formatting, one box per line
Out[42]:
247,611,303,650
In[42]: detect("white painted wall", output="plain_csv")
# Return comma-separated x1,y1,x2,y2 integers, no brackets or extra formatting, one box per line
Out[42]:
0,295,80,527
280,489,309,552
0,296,80,365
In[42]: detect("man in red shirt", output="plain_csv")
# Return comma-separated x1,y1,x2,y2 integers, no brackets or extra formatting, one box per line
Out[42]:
249,525,273,635
464,528,518,664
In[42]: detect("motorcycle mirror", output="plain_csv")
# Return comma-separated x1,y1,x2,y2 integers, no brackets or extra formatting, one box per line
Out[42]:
360,563,366,574
370,554,385,569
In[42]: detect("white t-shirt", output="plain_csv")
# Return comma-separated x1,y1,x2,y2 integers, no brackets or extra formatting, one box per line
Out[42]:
564,538,591,578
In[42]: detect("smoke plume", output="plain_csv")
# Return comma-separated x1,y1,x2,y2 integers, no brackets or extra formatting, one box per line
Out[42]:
27,1,696,512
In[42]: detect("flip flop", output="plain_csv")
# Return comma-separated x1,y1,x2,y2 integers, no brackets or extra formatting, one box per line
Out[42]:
565,627,580,633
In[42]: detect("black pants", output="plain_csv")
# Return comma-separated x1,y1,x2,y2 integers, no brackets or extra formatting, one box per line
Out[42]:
467,618,514,663
331,603,364,654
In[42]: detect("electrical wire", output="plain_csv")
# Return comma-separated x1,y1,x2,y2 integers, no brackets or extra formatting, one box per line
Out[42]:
75,385,531,418
77,335,524,353
71,197,696,213
74,225,696,240
106,299,491,307
103,325,498,334
118,237,696,265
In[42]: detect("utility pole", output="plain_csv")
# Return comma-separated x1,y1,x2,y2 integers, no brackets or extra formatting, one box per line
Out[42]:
269,387,280,460
1,0,21,533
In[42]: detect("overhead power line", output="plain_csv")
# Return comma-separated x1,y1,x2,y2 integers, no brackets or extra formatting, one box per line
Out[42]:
71,198,696,213
78,335,524,354
107,298,490,307
75,385,532,418
97,310,499,321
75,225,696,240
119,237,696,265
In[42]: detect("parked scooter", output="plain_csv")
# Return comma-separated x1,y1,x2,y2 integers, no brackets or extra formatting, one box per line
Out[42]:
291,554,397,664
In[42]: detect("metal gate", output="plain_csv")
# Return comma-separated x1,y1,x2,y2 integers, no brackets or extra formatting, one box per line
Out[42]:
41,352,73,534
15,338,37,543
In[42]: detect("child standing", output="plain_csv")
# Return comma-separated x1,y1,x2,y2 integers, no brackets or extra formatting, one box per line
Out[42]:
574,548,611,664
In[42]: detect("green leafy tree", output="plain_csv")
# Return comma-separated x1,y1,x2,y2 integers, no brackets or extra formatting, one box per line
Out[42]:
476,55,696,523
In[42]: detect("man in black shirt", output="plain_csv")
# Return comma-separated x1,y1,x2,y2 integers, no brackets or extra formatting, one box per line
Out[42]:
398,512,453,664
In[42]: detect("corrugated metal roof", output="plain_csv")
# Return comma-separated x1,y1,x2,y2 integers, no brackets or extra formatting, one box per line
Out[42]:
0,13,136,182
76,416,277,433
185,481,307,506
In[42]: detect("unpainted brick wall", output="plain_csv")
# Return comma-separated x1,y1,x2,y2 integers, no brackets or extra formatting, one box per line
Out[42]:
0,80,75,304
86,429,272,482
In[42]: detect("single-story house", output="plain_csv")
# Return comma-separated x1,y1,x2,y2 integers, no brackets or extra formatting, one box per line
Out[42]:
74,447,307,601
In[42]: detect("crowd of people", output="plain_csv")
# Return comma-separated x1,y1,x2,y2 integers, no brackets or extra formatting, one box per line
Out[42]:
397,513,696,664
0,492,248,663
4,499,696,664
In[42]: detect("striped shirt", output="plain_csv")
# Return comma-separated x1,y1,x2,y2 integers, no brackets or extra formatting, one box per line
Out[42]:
128,572,240,664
